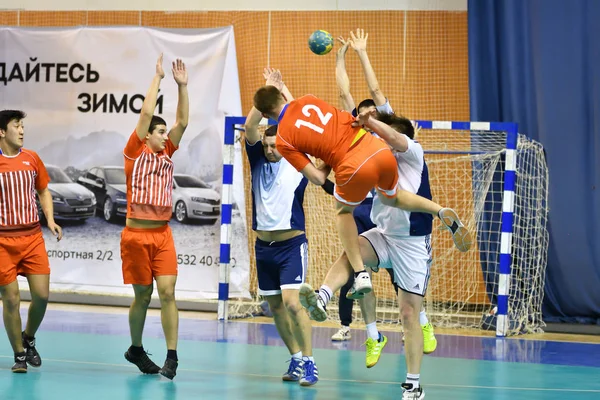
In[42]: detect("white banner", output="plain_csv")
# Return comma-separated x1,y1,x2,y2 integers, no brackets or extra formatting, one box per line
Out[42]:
0,27,249,300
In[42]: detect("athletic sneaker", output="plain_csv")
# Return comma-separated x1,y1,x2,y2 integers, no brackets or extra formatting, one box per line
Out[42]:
159,358,178,380
346,270,372,300
365,333,388,368
22,332,42,367
331,326,352,341
299,360,319,386
401,383,425,399
124,348,161,374
422,323,437,354
401,324,437,354
282,357,303,381
438,208,472,252
11,353,27,373
299,283,328,322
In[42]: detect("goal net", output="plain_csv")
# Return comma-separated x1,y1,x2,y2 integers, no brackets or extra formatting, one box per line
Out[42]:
227,120,549,337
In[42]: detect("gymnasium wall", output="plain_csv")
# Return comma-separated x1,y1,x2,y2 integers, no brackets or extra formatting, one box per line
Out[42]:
0,6,480,304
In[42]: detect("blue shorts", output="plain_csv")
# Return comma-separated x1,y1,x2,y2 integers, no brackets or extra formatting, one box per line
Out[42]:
255,234,308,296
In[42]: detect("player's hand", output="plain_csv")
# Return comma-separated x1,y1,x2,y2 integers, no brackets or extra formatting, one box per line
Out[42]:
337,36,351,58
156,53,165,79
352,108,376,127
172,58,188,86
349,29,368,52
412,120,422,140
265,69,284,91
47,220,63,242
263,67,280,81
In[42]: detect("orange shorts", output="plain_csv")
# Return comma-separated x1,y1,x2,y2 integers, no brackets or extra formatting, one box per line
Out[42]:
0,231,50,287
334,134,399,206
120,225,178,285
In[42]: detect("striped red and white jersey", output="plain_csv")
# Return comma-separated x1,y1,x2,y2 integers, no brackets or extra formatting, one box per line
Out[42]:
0,148,49,237
123,131,178,221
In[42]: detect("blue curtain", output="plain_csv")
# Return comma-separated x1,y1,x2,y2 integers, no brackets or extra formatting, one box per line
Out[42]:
469,0,600,323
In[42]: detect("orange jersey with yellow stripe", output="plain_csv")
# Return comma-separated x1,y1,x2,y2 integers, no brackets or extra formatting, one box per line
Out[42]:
275,95,365,171
123,132,177,221
0,149,49,237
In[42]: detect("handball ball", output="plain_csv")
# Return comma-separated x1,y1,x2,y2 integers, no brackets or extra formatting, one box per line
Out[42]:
308,30,334,55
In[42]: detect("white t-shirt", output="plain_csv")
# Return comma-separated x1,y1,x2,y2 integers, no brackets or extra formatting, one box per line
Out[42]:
370,137,433,237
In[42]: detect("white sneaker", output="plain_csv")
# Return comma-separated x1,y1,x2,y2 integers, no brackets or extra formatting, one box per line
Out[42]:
438,208,472,252
401,383,425,400
299,283,328,322
331,327,351,341
346,271,372,300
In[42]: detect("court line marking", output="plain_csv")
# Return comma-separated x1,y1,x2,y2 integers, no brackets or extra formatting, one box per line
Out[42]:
1,355,599,393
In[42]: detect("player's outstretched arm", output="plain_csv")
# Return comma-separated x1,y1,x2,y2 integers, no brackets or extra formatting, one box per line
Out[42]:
355,110,409,152
244,107,263,145
335,36,356,112
168,59,189,147
350,29,387,108
135,54,165,141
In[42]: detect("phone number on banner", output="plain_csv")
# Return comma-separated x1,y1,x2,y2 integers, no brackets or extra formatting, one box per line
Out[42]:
177,254,237,268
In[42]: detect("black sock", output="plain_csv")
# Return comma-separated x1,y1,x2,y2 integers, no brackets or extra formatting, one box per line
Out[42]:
129,345,144,356
22,331,34,341
167,349,178,361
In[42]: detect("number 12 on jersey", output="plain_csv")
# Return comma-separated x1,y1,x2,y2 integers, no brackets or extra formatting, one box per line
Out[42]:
294,104,332,134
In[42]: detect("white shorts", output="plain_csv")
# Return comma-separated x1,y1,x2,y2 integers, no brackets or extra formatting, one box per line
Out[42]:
361,228,432,296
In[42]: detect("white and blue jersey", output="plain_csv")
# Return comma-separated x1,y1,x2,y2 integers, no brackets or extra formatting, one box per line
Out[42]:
246,139,309,294
246,139,308,232
370,138,433,237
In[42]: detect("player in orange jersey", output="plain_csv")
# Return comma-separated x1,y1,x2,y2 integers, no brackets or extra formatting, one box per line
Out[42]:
121,54,188,380
253,72,471,298
0,109,63,373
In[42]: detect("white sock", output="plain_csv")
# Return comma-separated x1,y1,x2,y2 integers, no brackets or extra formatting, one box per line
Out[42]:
366,322,379,340
292,351,302,361
302,356,314,362
318,285,333,306
406,373,420,389
419,311,429,326
341,325,350,332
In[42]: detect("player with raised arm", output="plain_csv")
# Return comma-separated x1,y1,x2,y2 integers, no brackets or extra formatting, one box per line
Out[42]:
309,30,434,399
0,110,63,373
253,71,471,306
345,28,436,357
241,68,318,386
121,54,188,380
306,112,433,400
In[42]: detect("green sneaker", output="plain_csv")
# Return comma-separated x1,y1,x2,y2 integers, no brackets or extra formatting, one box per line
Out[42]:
422,323,437,354
365,334,387,368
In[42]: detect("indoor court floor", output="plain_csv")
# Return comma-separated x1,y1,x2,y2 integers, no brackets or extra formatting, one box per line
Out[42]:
0,303,599,400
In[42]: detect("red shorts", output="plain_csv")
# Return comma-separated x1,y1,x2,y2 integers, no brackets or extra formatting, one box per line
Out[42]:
0,231,50,286
120,225,178,285
334,134,399,206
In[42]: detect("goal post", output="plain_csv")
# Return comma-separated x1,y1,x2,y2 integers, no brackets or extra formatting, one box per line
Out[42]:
414,120,519,337
220,116,549,338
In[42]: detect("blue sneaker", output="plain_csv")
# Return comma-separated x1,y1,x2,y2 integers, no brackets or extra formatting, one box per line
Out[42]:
299,359,319,386
282,357,303,381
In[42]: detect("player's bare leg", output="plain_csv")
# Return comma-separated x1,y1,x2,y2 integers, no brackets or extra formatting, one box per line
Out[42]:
399,290,425,399
335,201,373,297
300,236,376,322
125,284,160,375
379,189,472,252
156,275,179,379
265,294,301,357
22,274,49,368
281,289,318,386
0,280,27,372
